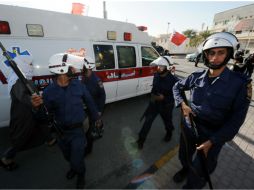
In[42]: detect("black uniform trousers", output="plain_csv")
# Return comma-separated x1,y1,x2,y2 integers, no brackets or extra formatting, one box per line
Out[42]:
179,121,224,188
139,102,174,141
57,127,87,175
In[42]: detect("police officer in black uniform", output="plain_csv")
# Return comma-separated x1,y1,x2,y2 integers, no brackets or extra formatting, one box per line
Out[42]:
231,49,254,80
194,52,202,67
137,56,179,149
81,57,106,155
31,53,101,189
172,32,251,189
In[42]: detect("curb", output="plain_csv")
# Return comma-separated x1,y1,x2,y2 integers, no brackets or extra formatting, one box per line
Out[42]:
125,145,179,189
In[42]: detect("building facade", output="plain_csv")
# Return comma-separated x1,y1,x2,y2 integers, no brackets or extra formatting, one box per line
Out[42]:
151,34,195,54
212,3,254,53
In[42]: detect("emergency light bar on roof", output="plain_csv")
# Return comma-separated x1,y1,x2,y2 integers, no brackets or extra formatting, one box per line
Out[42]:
137,26,147,31
26,24,44,37
107,31,117,40
124,32,132,41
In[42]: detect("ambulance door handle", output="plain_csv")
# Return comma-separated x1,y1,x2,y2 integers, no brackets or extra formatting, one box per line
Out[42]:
139,68,143,76
118,71,122,79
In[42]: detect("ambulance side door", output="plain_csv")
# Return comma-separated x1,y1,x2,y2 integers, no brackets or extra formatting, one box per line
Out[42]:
93,43,117,103
115,44,139,101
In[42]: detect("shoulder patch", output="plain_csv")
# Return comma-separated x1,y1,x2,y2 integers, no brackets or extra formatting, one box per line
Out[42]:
247,82,252,101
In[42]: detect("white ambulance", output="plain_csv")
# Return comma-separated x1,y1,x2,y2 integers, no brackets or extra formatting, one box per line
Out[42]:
0,4,160,127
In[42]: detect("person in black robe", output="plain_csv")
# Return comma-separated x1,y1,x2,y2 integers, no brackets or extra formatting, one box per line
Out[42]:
0,55,51,170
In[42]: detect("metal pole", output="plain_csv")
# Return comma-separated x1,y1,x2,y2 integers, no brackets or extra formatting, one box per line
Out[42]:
103,1,107,19
167,22,170,36
201,23,205,31
166,22,171,52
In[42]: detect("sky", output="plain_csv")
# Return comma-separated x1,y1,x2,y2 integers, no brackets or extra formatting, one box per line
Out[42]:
0,0,253,37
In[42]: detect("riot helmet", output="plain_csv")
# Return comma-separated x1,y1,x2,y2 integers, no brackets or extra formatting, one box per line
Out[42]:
150,56,174,70
48,53,88,74
202,32,240,70
83,56,95,70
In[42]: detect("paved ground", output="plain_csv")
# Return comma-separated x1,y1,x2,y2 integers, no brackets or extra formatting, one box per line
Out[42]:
129,60,254,189
0,94,181,189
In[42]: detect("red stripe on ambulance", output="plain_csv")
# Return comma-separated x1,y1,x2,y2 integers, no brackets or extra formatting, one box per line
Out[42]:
96,66,156,83
32,66,156,90
0,70,7,84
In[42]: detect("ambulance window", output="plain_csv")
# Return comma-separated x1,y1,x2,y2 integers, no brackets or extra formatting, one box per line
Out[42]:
93,45,115,70
117,46,136,68
141,47,159,66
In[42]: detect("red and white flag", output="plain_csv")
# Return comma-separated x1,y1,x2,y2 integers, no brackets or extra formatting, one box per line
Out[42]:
170,31,187,46
71,3,84,15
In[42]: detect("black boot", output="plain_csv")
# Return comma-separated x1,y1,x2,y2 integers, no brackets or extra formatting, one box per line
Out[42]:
66,169,76,180
85,129,94,156
173,167,188,183
76,174,85,189
164,130,172,142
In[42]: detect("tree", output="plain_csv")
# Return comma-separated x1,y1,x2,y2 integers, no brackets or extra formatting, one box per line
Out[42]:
183,29,197,39
183,29,212,47
190,35,203,47
199,30,212,41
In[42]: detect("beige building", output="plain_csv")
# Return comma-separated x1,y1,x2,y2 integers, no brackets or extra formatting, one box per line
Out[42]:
212,3,254,53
